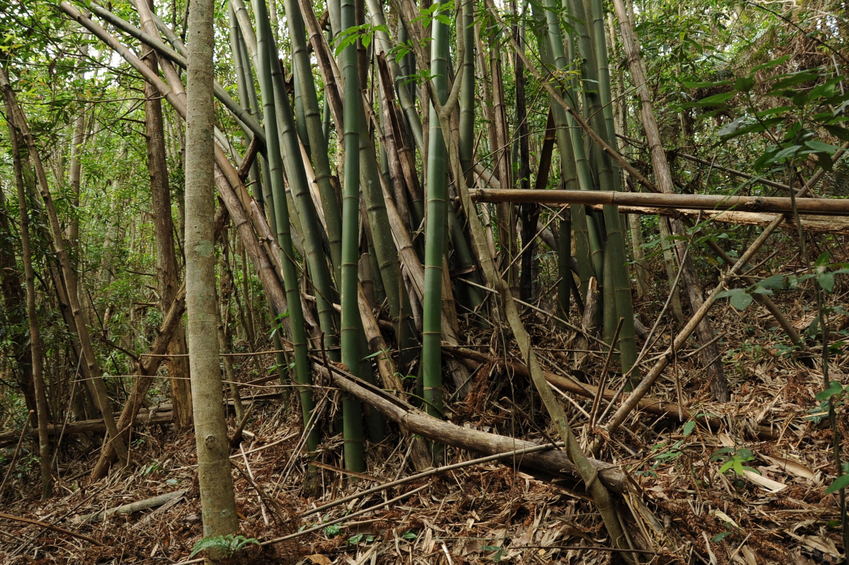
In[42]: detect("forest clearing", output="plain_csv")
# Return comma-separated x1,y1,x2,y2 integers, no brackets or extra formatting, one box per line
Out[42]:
0,0,847,563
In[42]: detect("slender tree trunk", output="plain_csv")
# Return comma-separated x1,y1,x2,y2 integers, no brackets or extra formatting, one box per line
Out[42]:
138,0,193,428
219,237,244,422
2,121,51,495
184,0,239,539
611,0,729,400
67,110,87,246
0,167,36,423
0,66,128,464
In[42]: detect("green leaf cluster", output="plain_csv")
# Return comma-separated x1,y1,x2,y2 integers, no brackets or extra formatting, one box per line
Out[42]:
718,262,849,311
188,534,259,558
711,447,758,477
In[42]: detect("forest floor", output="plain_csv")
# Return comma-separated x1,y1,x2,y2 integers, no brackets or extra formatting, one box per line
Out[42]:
0,274,847,564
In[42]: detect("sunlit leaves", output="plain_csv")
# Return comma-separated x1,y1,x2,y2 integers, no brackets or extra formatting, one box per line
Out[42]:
332,23,390,54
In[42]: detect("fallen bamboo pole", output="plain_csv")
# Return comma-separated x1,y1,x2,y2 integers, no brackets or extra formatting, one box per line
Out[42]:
471,188,849,215
589,204,849,234
320,364,628,492
76,489,188,523
0,411,173,448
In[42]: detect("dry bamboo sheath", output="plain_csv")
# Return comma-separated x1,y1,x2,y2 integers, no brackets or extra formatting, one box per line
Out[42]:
471,188,849,215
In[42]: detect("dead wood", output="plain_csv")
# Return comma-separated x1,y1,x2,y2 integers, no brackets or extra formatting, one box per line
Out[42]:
0,511,103,546
75,489,188,523
320,365,628,493
589,204,849,234
446,346,779,440
0,411,173,448
471,188,849,215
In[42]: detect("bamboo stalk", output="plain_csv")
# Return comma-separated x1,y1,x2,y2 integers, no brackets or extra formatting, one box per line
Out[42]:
282,0,343,273
253,0,320,451
471,188,849,214
340,0,366,473
421,0,452,462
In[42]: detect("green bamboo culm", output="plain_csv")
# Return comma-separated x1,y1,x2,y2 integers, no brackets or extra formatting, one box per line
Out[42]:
532,5,594,295
364,0,424,151
567,0,636,375
539,0,603,280
585,0,637,376
253,0,318,451
339,0,366,473
257,5,340,363
282,0,343,274
453,0,485,310
458,0,475,182
229,5,276,223
421,0,452,463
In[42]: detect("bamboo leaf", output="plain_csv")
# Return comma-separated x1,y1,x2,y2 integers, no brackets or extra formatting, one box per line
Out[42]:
734,76,754,92
825,474,849,494
751,55,790,72
804,140,839,155
694,91,734,107
717,288,753,310
815,381,845,402
816,271,835,292
768,71,818,94
757,274,787,290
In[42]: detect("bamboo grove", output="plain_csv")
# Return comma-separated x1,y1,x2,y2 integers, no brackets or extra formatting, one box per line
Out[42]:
2,0,849,559
45,0,654,472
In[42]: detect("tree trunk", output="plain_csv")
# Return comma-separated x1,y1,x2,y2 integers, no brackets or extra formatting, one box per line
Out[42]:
138,0,193,428
0,66,128,464
2,120,51,496
184,0,239,539
611,0,729,400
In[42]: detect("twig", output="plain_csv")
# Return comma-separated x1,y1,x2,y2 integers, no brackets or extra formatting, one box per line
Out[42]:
175,485,430,564
301,443,560,520
76,489,188,523
0,415,30,497
0,511,102,546
265,484,428,544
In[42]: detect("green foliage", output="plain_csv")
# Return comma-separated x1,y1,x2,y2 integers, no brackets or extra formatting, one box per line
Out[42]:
269,311,290,339
702,59,849,172
807,381,849,424
716,287,753,311
332,23,390,54
711,447,759,477
322,524,342,537
639,435,690,477
718,262,849,311
188,534,259,559
483,544,506,562
826,465,849,495
347,533,375,545
711,531,732,543
414,0,455,26
140,461,162,476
